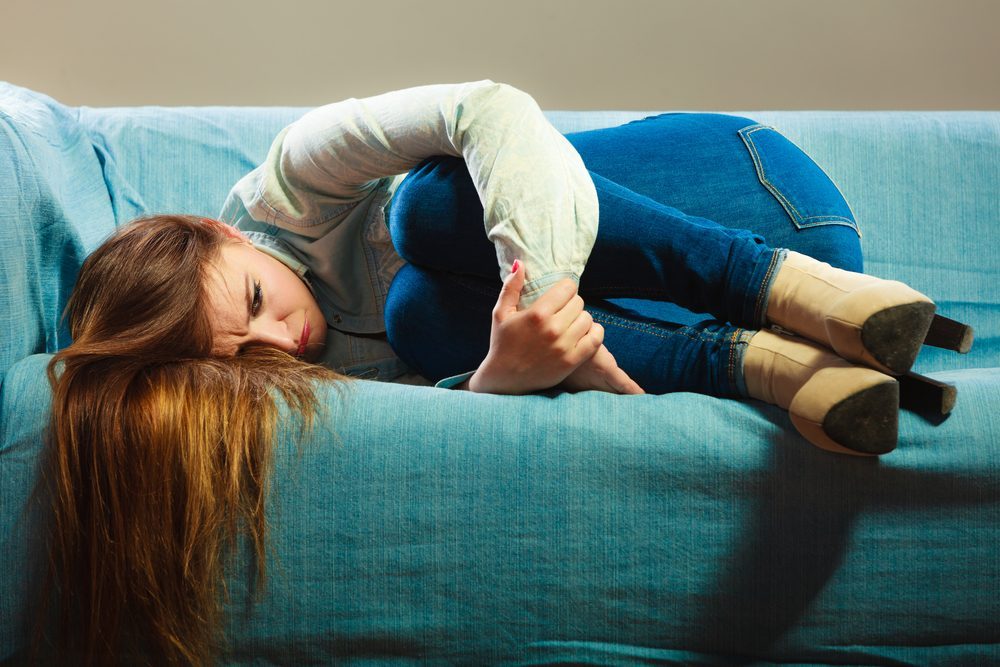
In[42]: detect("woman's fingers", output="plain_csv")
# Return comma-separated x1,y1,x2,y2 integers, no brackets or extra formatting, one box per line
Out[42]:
563,316,602,365
552,293,586,334
553,301,591,344
593,346,644,394
526,279,588,344
493,259,527,322
607,365,645,395
529,278,580,322
598,347,645,395
522,279,605,367
558,344,646,395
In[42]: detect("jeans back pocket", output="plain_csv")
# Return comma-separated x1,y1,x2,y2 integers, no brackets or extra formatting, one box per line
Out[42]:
738,124,860,236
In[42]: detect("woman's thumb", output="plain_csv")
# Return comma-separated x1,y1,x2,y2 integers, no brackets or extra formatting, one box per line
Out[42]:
495,259,526,318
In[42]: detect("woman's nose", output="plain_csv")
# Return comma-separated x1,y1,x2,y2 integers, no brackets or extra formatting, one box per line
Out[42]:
247,318,295,353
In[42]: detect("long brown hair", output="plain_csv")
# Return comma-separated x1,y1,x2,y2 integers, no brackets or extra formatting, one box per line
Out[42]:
38,215,343,665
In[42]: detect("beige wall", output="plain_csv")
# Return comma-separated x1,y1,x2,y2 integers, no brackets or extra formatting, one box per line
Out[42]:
2,0,997,109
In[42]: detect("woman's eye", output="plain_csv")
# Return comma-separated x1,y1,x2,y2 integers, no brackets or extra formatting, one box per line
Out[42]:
251,280,262,315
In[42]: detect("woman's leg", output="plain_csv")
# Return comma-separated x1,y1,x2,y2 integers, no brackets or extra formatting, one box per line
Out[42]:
386,264,900,456
390,113,862,330
563,112,863,273
385,118,912,455
385,263,753,397
392,159,783,331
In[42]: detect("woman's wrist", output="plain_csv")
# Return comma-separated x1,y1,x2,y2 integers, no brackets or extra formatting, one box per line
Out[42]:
466,367,488,393
465,362,512,394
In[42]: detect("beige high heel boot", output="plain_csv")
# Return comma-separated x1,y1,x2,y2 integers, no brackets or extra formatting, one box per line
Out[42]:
766,251,937,375
744,329,899,456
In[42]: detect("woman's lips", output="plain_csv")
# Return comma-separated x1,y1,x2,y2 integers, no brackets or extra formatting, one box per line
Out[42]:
296,320,310,358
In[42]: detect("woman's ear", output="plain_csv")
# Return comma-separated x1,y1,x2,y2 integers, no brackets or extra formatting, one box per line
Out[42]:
201,218,251,244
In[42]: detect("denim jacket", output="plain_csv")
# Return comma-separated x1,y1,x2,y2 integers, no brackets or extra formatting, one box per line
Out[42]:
219,80,598,382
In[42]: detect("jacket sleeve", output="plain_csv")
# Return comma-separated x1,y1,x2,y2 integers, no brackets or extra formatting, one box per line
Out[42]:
226,80,598,307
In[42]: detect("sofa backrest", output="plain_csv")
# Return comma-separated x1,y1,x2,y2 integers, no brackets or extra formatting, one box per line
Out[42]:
76,103,306,222
0,84,116,381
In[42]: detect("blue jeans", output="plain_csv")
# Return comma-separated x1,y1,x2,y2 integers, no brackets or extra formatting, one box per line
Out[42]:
385,113,862,396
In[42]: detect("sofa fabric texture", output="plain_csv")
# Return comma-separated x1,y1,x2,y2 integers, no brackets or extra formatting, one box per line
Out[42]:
1,82,998,664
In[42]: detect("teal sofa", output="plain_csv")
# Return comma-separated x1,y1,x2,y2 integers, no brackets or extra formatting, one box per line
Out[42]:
2,82,998,665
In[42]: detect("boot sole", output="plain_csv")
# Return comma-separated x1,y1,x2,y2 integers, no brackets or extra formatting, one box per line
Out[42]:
788,367,899,457
861,302,937,374
823,381,900,455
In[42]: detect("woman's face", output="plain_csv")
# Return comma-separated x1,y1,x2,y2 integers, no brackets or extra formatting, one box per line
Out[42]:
204,241,327,362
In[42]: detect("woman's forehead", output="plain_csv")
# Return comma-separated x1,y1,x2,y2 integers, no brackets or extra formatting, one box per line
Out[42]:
204,244,251,337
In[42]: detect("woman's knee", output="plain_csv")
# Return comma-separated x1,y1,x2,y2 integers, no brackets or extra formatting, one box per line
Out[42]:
389,156,485,266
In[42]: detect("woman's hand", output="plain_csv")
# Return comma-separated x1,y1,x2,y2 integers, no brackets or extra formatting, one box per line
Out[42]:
466,261,642,395
467,260,597,394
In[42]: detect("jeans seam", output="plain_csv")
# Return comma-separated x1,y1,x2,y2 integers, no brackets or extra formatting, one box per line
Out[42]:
793,218,861,232
738,125,861,238
752,248,781,328
740,125,807,224
591,312,721,343
727,329,739,391
728,328,754,397
449,275,502,297
795,214,857,224
583,287,678,300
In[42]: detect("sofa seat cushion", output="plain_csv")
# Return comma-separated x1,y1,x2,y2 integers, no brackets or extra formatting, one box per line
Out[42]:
3,354,998,663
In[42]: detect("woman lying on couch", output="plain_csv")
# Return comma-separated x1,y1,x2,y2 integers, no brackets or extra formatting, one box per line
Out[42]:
39,81,970,664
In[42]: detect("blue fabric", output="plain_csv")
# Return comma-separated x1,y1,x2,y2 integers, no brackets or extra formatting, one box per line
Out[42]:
0,85,117,382
77,103,307,224
1,81,999,663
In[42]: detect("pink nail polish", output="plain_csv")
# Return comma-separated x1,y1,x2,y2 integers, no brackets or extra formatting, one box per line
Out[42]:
512,259,521,273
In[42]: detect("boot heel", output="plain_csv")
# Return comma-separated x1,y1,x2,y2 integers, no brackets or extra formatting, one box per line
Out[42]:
899,371,957,415
924,315,974,353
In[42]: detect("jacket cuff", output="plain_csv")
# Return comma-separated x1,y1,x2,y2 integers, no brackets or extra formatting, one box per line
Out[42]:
435,370,477,390
519,271,581,309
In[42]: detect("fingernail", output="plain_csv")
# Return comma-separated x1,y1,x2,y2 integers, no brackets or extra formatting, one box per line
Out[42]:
511,259,520,273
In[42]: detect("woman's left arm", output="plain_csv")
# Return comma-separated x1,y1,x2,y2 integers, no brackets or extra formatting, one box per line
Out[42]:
237,80,598,310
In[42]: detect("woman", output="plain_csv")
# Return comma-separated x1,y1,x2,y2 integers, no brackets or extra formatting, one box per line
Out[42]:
41,81,969,664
